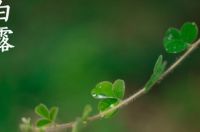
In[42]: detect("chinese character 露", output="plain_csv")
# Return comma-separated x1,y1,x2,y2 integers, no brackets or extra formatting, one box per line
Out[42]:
0,0,10,22
0,27,14,52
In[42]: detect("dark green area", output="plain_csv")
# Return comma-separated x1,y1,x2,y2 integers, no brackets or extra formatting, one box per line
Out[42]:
0,0,200,132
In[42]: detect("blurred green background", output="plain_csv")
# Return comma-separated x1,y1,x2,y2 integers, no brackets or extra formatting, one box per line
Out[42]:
0,0,200,132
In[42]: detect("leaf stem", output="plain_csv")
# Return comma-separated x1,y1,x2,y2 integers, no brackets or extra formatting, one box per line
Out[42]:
46,38,200,132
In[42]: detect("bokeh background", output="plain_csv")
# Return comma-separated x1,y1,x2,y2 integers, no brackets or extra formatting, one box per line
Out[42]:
0,0,200,132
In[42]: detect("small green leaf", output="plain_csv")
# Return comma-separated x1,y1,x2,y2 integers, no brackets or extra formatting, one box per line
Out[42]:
153,55,163,73
112,79,125,99
72,118,82,132
145,55,166,93
81,105,92,121
36,119,51,127
181,22,198,44
98,98,120,118
72,105,92,132
91,81,114,99
164,39,187,53
49,107,58,121
35,104,50,119
164,28,181,42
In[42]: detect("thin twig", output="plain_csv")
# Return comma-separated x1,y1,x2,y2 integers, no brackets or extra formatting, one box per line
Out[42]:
46,38,200,131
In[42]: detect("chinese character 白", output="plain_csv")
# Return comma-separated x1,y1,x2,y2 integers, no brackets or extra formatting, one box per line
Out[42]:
0,27,14,52
0,0,10,22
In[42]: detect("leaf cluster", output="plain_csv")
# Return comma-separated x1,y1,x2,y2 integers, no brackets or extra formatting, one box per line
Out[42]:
35,104,59,128
91,79,125,118
164,22,198,53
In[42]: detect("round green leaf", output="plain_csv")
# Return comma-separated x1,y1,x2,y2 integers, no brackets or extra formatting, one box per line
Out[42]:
91,81,115,99
112,79,125,99
181,22,198,44
98,98,120,118
164,39,187,53
35,104,50,119
36,119,51,127
164,28,181,43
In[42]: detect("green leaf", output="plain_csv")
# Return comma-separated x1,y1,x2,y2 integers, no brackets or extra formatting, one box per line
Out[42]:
36,119,51,127
154,55,166,73
72,105,92,132
163,22,199,53
72,118,82,132
163,27,185,54
49,107,58,121
91,80,126,118
145,55,166,92
91,81,114,99
81,105,92,121
164,39,187,53
35,104,50,119
164,28,181,42
98,98,120,118
112,79,125,99
153,55,163,73
181,22,198,44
